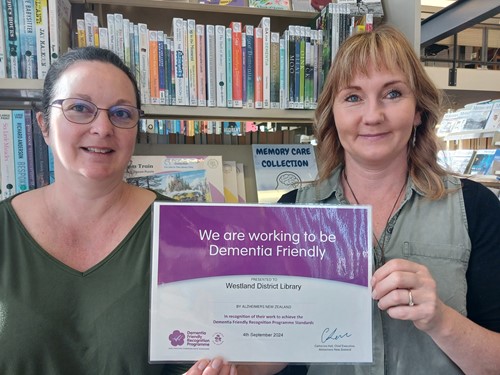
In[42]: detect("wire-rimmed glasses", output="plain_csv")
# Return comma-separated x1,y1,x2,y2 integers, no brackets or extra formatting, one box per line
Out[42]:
49,98,144,129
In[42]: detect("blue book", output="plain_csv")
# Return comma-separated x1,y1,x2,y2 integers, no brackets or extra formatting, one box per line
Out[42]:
158,31,166,105
11,109,30,193
225,27,233,108
47,146,54,184
17,0,37,78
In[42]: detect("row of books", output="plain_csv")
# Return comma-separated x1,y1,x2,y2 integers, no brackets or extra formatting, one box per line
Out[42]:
437,100,500,138
0,0,71,79
0,109,53,200
74,4,377,110
137,119,305,145
437,149,500,176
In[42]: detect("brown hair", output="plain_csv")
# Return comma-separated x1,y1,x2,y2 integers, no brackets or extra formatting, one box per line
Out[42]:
314,24,449,199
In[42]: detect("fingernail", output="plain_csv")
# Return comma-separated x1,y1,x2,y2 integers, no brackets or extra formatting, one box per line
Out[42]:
198,359,209,371
230,364,237,375
211,358,222,369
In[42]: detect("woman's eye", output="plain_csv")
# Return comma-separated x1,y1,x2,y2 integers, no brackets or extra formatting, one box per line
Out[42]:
345,95,360,103
68,103,93,112
386,90,402,99
112,108,132,119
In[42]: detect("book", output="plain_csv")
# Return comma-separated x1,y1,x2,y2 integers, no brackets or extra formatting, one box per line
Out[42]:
18,0,37,79
205,24,216,107
448,149,476,174
225,26,232,108
0,6,5,78
235,162,246,203
223,160,238,203
114,13,124,60
252,144,318,203
123,18,131,67
196,24,206,106
24,109,35,190
230,21,243,108
484,102,500,131
215,24,226,107
83,12,94,47
31,111,49,188
157,30,166,104
11,109,29,193
486,149,500,176
0,110,16,199
106,13,115,52
244,24,254,109
33,0,50,75
187,19,197,106
148,30,160,104
270,31,280,109
249,0,289,10
253,26,263,109
138,22,150,105
125,155,226,203
462,102,493,131
47,0,71,62
172,17,186,106
98,27,108,49
258,17,270,109
3,0,21,78
468,149,497,176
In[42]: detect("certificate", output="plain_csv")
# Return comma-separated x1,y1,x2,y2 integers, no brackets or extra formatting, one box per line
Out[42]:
150,203,373,363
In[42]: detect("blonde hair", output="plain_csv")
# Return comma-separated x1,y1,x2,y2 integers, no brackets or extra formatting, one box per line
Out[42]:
314,24,449,199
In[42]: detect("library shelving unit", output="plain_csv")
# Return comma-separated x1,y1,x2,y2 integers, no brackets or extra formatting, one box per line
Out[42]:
0,0,421,201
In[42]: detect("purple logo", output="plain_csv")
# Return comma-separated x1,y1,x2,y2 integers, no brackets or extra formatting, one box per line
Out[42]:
213,332,224,345
169,330,185,346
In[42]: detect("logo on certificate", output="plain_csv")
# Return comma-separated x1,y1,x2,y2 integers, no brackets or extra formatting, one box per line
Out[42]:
212,332,224,345
168,330,185,346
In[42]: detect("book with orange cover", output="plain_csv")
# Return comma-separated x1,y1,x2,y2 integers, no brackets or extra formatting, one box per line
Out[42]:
230,21,243,108
149,30,160,104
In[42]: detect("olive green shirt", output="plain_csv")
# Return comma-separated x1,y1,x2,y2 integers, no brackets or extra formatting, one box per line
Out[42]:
0,193,189,375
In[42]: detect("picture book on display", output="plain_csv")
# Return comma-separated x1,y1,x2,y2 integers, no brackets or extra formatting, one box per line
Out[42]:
252,144,318,203
125,155,225,203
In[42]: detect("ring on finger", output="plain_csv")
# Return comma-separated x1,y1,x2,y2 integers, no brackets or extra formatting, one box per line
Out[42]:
408,289,415,307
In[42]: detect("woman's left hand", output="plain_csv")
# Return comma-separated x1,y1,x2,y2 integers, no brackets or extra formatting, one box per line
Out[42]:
371,258,447,334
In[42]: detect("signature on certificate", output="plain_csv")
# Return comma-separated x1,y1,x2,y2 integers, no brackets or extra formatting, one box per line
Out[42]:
321,328,352,343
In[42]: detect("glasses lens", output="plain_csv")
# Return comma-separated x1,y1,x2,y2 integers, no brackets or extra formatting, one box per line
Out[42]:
108,105,139,128
61,98,97,124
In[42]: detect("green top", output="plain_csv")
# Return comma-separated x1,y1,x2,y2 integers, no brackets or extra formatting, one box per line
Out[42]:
0,193,190,375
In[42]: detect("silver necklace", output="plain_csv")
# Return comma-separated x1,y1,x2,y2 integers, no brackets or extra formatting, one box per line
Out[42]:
343,169,406,264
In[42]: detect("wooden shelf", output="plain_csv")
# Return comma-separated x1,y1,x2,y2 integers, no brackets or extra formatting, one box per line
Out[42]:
142,105,314,122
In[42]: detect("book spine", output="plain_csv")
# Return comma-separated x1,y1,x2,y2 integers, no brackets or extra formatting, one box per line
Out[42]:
215,24,226,107
196,24,206,107
138,23,149,104
31,110,49,188
106,13,115,52
304,27,312,109
298,26,305,109
254,26,263,109
0,110,16,199
148,29,160,104
225,26,232,108
157,30,166,105
83,12,94,47
241,32,246,108
128,21,134,72
172,17,186,105
24,109,35,190
231,21,243,108
3,0,21,78
18,0,37,79
11,109,29,193
279,36,285,109
164,35,172,106
114,13,124,60
293,25,300,109
98,27,108,49
244,24,254,109
288,25,295,109
187,19,197,106
205,24,216,107
258,17,270,109
0,7,5,78
133,24,140,93
182,20,189,106
270,31,280,109
123,18,130,67
48,0,70,61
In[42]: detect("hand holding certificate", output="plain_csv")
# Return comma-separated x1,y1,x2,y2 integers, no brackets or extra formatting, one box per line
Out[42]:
150,203,373,363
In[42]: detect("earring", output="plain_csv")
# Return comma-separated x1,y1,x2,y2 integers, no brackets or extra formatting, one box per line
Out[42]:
412,126,418,147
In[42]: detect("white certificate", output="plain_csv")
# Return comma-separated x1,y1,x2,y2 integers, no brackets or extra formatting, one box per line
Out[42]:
150,203,373,363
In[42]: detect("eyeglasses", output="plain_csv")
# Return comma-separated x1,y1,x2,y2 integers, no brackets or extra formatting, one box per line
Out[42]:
49,98,144,129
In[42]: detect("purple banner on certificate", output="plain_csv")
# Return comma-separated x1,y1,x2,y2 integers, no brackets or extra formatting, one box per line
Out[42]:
157,204,369,287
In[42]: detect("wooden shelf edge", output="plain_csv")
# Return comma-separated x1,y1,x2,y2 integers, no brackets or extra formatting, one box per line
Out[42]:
142,104,315,122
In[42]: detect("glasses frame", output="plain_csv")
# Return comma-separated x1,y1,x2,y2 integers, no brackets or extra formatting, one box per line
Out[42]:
49,98,144,129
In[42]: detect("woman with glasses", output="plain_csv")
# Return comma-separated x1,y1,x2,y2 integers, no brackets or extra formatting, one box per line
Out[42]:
0,47,230,375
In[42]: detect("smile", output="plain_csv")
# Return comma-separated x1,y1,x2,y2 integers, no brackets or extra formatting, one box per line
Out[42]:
85,147,113,154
